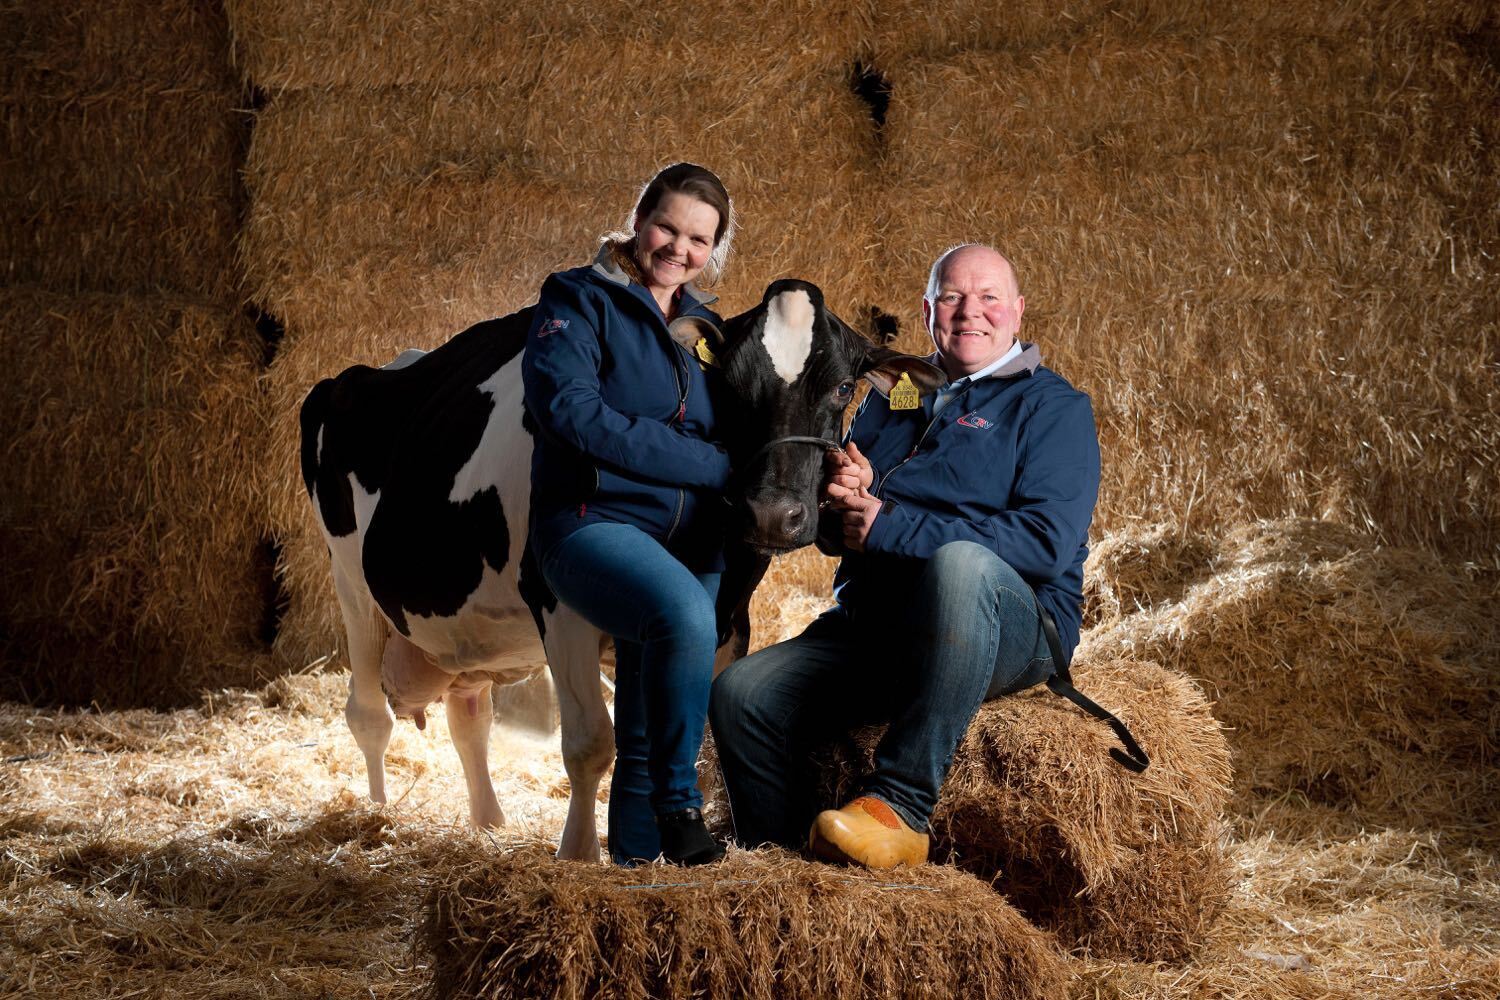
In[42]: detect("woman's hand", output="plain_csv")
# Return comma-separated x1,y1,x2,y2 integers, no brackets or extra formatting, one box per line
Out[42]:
823,440,874,497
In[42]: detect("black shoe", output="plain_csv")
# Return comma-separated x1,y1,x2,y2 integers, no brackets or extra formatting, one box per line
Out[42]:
656,807,725,866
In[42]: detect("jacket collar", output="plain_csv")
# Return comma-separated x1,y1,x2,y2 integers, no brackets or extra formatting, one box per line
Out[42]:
928,342,1042,384
589,243,719,309
992,342,1042,378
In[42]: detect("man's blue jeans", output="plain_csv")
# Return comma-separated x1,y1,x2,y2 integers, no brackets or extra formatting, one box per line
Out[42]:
540,522,720,864
709,541,1052,846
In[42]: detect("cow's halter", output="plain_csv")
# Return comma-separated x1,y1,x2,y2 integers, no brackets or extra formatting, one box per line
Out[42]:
743,435,843,476
726,435,843,501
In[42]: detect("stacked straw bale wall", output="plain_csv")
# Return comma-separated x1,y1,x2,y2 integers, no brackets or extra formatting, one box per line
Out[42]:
228,2,886,663
1,1,271,702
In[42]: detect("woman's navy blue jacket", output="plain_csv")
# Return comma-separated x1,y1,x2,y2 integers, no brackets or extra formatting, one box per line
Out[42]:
522,246,732,572
832,344,1101,662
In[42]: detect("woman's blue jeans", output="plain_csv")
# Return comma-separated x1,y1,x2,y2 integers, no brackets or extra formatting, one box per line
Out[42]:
540,521,720,865
709,541,1052,847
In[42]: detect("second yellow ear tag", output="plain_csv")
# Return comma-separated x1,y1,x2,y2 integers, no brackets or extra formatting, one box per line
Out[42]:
695,337,718,368
888,371,920,410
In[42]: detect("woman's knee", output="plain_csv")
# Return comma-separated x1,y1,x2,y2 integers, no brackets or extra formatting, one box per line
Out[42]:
642,584,718,651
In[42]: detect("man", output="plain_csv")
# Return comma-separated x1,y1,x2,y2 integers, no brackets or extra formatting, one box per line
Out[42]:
710,244,1104,869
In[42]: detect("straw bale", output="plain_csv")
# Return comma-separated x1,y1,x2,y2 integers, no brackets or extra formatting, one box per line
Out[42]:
1086,518,1500,828
0,85,244,206
811,657,1231,960
423,845,1067,1000
866,0,1499,62
0,0,236,94
878,33,1496,297
0,289,274,705
244,73,876,195
1084,523,1215,627
867,0,1108,61
745,546,841,651
0,195,238,300
1076,818,1500,999
240,73,880,326
224,0,868,89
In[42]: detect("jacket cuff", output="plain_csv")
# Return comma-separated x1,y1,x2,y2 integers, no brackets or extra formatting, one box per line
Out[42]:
863,498,908,554
707,447,733,490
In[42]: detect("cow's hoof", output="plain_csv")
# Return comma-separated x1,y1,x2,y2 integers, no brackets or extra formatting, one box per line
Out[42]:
470,803,506,829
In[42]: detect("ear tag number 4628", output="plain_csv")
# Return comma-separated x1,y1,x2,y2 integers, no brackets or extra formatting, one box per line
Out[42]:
889,372,920,411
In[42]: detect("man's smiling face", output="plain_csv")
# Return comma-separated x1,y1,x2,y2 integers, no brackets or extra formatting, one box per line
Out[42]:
923,245,1026,381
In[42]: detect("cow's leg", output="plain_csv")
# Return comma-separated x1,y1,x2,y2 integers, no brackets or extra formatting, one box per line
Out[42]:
545,603,612,862
337,574,395,804
445,683,505,828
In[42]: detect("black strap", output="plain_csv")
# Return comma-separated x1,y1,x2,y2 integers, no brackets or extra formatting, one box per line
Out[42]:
1038,607,1150,773
726,436,843,499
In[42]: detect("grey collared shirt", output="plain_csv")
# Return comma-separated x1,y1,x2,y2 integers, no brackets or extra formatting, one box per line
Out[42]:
930,340,1025,416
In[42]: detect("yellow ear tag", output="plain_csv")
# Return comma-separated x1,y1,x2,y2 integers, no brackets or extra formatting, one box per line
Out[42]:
888,371,920,410
695,337,719,368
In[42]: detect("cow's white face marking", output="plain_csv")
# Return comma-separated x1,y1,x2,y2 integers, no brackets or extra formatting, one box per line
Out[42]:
762,289,815,384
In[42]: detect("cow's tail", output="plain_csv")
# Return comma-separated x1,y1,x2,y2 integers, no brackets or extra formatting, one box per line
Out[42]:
299,378,336,499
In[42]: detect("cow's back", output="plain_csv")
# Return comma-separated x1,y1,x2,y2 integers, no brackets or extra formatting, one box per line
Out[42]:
300,308,540,675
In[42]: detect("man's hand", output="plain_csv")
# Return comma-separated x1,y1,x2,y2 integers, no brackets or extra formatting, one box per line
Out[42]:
828,487,880,551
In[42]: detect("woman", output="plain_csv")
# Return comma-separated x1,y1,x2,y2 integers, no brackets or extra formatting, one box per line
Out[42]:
522,163,735,866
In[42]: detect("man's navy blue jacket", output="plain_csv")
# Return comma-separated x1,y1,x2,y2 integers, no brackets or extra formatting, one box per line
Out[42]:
522,246,732,572
833,343,1101,662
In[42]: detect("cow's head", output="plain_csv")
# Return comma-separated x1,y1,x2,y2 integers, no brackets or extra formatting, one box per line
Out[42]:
673,279,945,553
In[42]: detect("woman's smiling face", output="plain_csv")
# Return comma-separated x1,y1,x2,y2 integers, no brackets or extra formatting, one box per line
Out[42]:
634,192,720,297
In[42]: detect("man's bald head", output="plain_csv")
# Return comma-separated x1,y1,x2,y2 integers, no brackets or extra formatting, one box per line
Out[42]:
924,244,1020,306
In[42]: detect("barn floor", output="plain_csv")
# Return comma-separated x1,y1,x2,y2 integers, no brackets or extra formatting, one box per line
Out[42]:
1,670,1496,999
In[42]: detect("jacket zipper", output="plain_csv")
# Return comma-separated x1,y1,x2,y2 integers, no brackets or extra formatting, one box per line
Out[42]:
665,320,690,540
874,382,978,497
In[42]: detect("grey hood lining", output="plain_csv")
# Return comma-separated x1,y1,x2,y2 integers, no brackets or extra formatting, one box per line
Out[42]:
589,243,718,308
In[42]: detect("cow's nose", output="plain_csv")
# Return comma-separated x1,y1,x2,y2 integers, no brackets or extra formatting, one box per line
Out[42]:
751,497,809,545
780,501,809,537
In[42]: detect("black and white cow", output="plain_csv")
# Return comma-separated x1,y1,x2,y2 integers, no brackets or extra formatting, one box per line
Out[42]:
300,279,943,860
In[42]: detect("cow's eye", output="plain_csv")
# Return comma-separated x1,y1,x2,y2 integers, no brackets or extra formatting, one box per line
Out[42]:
834,380,856,401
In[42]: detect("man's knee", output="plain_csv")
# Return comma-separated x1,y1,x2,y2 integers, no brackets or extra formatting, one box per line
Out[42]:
926,541,1020,594
709,656,754,734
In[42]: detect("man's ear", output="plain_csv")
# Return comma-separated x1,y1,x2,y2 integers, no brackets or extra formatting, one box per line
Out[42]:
667,315,723,353
860,347,947,396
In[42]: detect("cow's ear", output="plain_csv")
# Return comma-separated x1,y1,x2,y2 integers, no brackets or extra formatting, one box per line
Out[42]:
667,315,723,353
859,347,947,396
828,308,946,395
